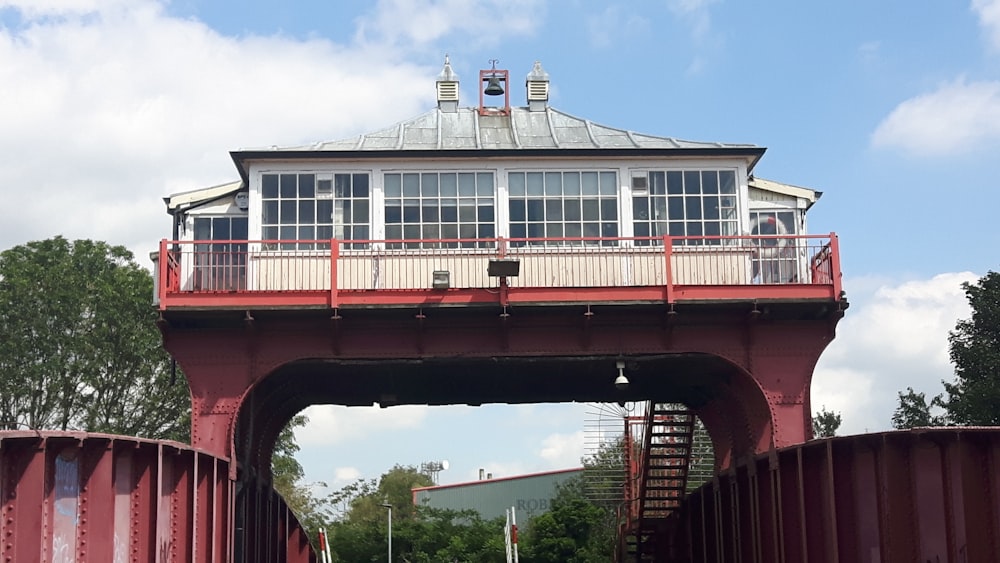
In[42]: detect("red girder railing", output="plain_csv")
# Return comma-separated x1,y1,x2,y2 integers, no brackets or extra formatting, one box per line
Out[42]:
0,431,314,563
155,234,842,310
670,428,1000,563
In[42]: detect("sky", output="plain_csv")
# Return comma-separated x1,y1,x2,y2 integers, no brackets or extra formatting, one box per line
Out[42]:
2,0,999,492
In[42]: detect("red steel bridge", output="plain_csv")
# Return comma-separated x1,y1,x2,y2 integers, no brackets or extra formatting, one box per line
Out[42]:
2,233,998,561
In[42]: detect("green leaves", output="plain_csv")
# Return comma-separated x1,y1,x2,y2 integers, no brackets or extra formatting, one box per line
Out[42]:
0,237,189,440
941,271,1000,426
893,271,1000,428
812,406,842,437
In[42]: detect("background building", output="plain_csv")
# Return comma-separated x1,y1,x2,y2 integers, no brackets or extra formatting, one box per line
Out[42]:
412,468,583,523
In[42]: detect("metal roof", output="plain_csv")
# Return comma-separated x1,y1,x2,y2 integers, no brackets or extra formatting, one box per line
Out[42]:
749,177,822,207
245,106,759,153
163,179,243,213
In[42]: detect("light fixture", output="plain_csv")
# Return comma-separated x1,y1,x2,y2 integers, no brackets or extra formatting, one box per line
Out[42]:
432,270,450,289
487,259,520,277
614,359,629,391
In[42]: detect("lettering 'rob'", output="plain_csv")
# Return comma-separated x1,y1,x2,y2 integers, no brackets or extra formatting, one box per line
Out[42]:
515,498,550,512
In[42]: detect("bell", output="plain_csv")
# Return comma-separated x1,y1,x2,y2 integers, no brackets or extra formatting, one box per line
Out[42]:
484,75,504,96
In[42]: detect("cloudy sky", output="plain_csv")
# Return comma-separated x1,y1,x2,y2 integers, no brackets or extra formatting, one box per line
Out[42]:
2,0,998,489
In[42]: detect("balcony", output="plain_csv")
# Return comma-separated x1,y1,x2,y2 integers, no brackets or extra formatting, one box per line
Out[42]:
154,234,842,311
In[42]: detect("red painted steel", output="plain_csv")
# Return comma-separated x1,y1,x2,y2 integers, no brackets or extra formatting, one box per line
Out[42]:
662,428,1000,563
0,431,314,563
156,234,842,311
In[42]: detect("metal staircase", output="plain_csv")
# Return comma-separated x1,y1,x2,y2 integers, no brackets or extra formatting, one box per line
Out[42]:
620,403,697,562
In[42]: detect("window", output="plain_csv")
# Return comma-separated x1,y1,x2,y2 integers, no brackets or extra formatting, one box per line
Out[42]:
632,170,737,245
749,209,798,283
384,172,495,249
261,173,370,250
192,216,248,290
508,171,618,246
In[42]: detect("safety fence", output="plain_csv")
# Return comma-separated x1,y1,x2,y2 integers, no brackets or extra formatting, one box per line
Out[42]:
156,234,841,309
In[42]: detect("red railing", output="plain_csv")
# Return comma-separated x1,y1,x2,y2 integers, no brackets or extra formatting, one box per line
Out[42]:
0,431,314,563
154,234,842,310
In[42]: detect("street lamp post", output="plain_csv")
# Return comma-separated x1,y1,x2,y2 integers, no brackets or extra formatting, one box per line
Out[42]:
381,502,392,563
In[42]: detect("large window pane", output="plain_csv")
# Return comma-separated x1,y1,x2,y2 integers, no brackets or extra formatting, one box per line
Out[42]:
262,172,368,248
545,172,562,196
440,173,458,197
298,200,315,223
262,175,279,198
381,170,496,248
421,173,438,197
298,174,315,198
599,172,616,195
564,173,580,196
508,169,618,247
633,169,739,246
526,172,544,196
403,174,420,197
581,172,599,196
477,173,493,196
280,174,297,198
459,173,477,196
508,173,525,196
385,174,402,197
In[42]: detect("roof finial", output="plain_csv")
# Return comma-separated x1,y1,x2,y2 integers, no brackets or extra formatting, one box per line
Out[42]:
437,54,458,82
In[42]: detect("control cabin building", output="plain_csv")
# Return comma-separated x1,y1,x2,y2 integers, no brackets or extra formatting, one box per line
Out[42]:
159,58,829,309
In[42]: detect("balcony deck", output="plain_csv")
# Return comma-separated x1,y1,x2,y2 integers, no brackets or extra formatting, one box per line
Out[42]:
155,234,842,311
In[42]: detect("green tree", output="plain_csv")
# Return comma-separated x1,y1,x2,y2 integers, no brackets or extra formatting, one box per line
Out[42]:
329,465,515,562
520,477,614,563
891,387,944,429
271,414,332,541
940,271,1000,425
812,406,842,438
0,237,189,440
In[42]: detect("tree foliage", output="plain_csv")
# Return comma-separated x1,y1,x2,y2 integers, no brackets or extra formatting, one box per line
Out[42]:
271,414,331,537
891,387,944,429
519,476,616,563
324,465,511,562
940,271,1000,425
0,237,189,440
812,406,842,438
893,271,1000,428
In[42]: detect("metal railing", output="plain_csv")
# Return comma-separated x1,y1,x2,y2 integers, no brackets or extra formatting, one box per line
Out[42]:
156,233,842,309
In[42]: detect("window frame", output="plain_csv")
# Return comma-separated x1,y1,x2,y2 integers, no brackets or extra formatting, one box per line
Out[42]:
506,169,620,247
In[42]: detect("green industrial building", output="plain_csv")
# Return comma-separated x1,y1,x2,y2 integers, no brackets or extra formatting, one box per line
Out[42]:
412,468,583,524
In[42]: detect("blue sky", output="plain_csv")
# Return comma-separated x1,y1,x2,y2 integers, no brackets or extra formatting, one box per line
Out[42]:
1,0,998,491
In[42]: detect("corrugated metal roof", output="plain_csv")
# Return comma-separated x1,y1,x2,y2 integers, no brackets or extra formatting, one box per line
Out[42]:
245,106,758,153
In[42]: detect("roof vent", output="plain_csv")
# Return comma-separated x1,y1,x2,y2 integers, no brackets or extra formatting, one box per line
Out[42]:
525,60,550,111
436,55,459,113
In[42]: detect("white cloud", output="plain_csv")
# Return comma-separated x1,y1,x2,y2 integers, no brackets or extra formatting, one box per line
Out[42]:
812,272,976,435
666,0,718,40
871,2,1000,156
870,78,1000,156
296,404,429,447
538,430,585,467
353,0,543,49
0,0,515,258
585,6,649,49
973,0,1000,51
